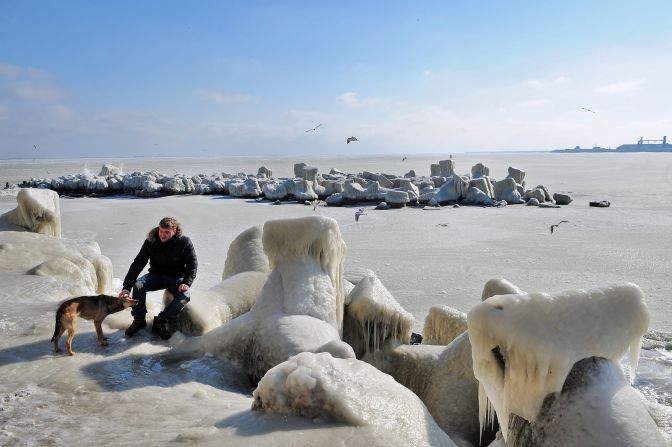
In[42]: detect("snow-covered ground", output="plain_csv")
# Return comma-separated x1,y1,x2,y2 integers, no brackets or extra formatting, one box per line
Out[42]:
1,152,670,445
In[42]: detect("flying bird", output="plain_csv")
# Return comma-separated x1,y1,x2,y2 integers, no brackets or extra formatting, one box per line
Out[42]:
402,156,407,162
550,220,569,234
354,208,367,222
305,123,322,133
33,144,37,150
581,107,596,114
346,136,358,144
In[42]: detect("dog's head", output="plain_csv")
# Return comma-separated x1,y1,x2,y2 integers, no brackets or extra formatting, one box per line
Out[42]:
108,295,139,313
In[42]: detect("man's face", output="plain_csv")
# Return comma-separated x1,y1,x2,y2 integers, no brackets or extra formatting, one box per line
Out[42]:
158,226,177,242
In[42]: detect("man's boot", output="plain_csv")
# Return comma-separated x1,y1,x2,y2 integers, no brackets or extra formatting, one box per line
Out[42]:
152,316,171,340
125,317,146,336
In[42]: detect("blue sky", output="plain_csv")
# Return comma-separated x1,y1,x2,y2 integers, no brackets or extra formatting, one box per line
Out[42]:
1,0,671,158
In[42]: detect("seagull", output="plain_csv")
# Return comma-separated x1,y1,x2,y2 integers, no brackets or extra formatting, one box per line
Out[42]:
581,107,596,114
436,223,449,227
346,136,358,144
305,123,322,133
402,156,407,162
354,208,366,222
33,144,37,150
308,199,324,211
550,220,569,234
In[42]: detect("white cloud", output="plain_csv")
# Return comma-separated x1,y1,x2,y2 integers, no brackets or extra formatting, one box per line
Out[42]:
594,79,644,94
8,83,64,101
338,92,381,108
194,89,251,104
0,63,22,77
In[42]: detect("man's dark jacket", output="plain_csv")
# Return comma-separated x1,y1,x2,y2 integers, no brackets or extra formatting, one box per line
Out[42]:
122,228,197,290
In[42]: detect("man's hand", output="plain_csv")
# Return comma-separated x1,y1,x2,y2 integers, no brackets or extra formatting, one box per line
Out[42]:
118,289,131,298
178,284,190,293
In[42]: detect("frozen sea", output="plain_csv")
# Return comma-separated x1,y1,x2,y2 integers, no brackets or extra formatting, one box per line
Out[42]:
0,152,671,445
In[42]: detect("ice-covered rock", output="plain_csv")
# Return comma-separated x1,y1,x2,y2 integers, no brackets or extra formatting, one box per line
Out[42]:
229,177,262,198
494,178,524,204
422,305,467,345
463,187,496,206
553,192,573,205
430,163,441,177
253,352,457,447
468,283,651,441
343,273,414,357
0,188,61,237
262,180,290,200
523,187,546,203
257,166,272,178
472,163,490,178
294,162,307,178
222,225,270,280
0,231,113,296
481,278,526,301
164,177,187,195
99,164,121,176
506,166,526,186
439,159,456,177
384,189,410,207
434,175,468,204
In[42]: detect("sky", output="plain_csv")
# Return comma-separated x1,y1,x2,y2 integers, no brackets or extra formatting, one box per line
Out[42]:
1,0,672,158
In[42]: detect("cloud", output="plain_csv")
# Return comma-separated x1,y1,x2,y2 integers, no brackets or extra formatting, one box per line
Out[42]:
7,83,64,101
338,92,381,108
520,76,571,89
594,79,644,94
194,89,251,104
0,63,22,77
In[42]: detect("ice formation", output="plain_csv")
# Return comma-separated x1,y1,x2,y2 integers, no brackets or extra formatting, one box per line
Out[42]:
172,216,353,380
0,188,61,237
221,225,269,280
342,273,414,356
367,332,483,446
252,352,457,447
467,283,651,441
261,215,347,332
0,231,112,296
480,277,525,301
422,305,467,345
164,271,268,335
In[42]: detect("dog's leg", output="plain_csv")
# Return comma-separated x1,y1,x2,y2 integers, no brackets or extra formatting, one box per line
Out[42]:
94,320,108,346
52,320,66,353
66,319,77,356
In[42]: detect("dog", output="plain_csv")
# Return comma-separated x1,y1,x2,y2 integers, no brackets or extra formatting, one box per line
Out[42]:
51,294,137,356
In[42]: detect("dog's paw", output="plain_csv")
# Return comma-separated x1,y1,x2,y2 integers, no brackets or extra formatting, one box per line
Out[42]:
68,351,75,356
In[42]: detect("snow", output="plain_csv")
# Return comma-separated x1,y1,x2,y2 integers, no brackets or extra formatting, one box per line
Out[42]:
467,283,651,441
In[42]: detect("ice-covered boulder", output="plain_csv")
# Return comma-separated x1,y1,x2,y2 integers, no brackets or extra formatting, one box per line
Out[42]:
439,159,456,177
293,162,307,178
472,163,490,178
553,192,573,205
222,225,270,280
257,166,272,178
253,352,457,447
463,187,496,206
430,163,441,177
368,332,482,446
506,166,526,186
301,166,318,181
468,282,651,442
99,164,121,176
163,271,268,335
0,231,113,297
384,189,410,207
422,305,467,345
84,176,109,193
173,216,353,380
292,179,318,201
523,187,546,203
163,177,186,195
481,278,526,302
506,356,666,446
229,177,262,198
262,180,290,200
434,175,468,204
342,180,382,201
494,178,524,204
342,273,414,357
0,188,61,237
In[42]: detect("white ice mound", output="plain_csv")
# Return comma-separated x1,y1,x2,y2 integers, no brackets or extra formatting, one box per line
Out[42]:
0,231,113,296
165,271,268,335
0,188,61,237
422,305,467,345
481,277,525,301
467,282,650,441
262,215,347,332
343,273,414,356
221,225,269,280
253,352,457,447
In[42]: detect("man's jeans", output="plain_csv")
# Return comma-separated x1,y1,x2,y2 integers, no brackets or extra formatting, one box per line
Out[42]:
130,273,190,320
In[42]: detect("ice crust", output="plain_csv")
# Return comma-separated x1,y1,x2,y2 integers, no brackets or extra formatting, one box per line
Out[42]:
0,188,61,237
253,352,457,447
467,282,651,441
422,305,467,345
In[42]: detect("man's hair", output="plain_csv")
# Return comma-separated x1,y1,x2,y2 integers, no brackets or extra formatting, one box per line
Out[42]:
157,217,183,237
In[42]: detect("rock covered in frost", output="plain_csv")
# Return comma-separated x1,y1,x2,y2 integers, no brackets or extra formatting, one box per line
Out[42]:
0,188,61,237
434,175,468,204
422,305,468,345
553,192,573,205
494,177,524,204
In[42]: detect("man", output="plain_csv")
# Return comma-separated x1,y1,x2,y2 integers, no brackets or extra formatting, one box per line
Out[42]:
119,217,197,339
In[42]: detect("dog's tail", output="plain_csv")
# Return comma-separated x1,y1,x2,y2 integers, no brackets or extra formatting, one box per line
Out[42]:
51,303,66,342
